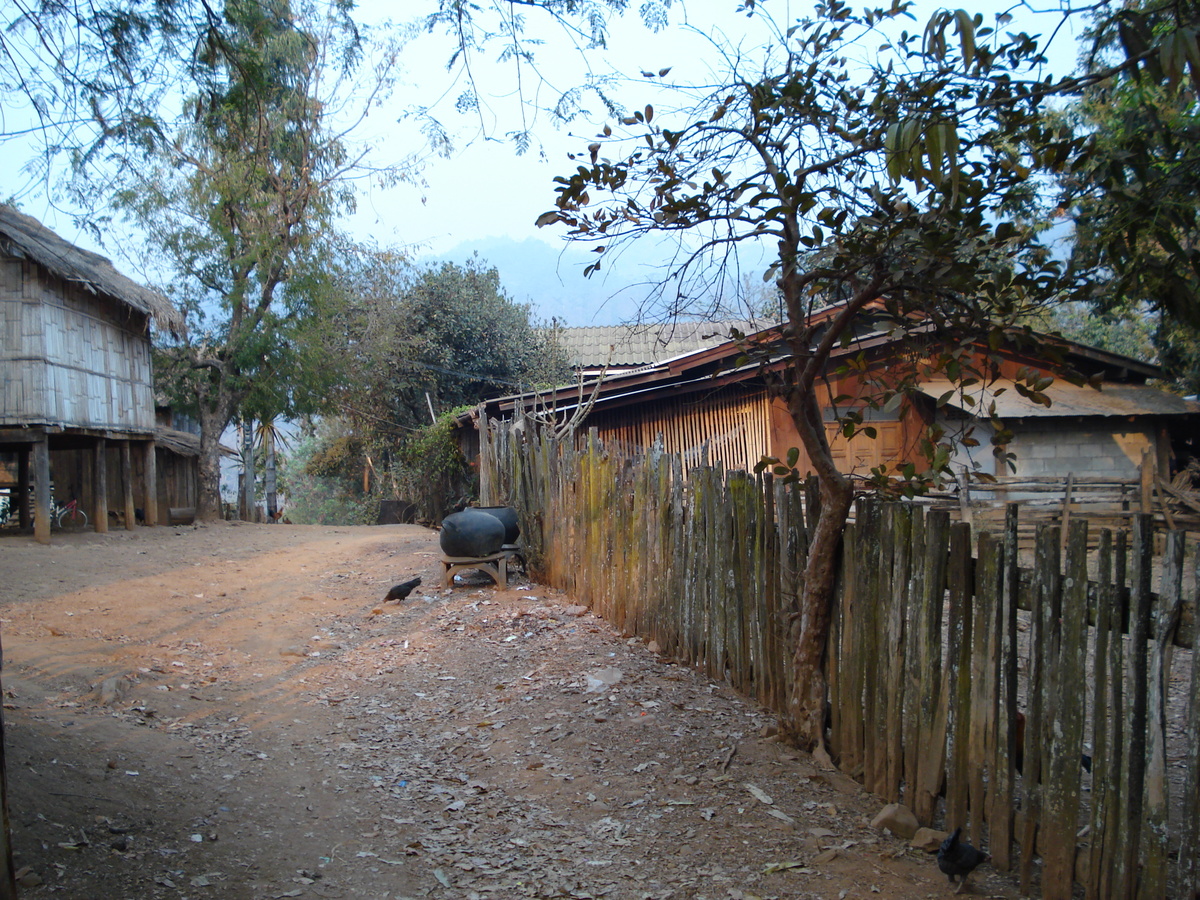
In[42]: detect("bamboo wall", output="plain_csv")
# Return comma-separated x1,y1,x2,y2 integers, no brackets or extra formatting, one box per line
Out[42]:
1,255,155,432
479,418,1199,900
585,386,774,474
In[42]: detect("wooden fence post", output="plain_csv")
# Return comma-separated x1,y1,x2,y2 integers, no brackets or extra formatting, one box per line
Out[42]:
913,509,950,825
1181,546,1200,900
1019,523,1059,894
1142,531,1185,898
944,521,974,835
1086,530,1116,900
989,503,1020,871
1119,515,1154,899
1042,519,1089,898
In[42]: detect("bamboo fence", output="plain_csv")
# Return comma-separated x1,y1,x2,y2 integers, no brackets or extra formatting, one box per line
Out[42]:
478,416,1199,900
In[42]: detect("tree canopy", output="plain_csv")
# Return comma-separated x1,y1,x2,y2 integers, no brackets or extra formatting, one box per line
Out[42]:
123,0,396,519
1061,0,1200,394
296,249,569,522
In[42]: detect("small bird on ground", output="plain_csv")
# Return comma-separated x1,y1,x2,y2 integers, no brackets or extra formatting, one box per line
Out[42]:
384,577,421,602
938,827,990,893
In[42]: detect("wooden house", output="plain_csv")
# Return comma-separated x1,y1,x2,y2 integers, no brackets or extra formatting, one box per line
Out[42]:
0,204,187,542
464,307,1200,485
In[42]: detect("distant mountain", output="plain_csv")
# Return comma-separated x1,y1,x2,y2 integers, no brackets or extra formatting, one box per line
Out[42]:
422,236,670,327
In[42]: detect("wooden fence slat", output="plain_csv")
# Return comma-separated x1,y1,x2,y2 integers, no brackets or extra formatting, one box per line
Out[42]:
760,473,778,709
864,501,888,795
884,503,912,803
1181,546,1200,900
1042,519,1089,899
1019,524,1059,895
855,500,878,785
1120,515,1154,900
1086,530,1115,900
944,521,973,835
913,509,950,825
969,533,1000,849
1107,531,1134,900
990,503,1019,871
1142,531,1185,899
835,501,865,777
901,509,926,810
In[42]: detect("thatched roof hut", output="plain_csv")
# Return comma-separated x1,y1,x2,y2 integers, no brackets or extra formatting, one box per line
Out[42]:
1,204,187,540
0,204,183,332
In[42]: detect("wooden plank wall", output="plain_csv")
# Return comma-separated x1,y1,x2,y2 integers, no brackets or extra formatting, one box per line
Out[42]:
479,417,1200,900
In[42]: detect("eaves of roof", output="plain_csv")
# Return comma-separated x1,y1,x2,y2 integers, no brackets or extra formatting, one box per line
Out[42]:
917,379,1200,419
460,313,1172,425
0,204,185,333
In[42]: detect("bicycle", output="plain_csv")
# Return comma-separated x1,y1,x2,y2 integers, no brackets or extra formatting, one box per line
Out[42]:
54,498,89,529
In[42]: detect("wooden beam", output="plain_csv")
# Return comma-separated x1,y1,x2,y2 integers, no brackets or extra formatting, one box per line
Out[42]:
120,441,136,530
1140,449,1153,516
143,441,158,526
0,428,48,444
32,438,50,544
16,451,29,531
93,437,108,533
0,635,18,900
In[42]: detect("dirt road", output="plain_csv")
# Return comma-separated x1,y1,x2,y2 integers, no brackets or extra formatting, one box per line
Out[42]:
0,522,1019,899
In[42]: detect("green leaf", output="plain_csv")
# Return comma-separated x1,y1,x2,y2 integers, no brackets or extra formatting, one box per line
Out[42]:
954,10,975,68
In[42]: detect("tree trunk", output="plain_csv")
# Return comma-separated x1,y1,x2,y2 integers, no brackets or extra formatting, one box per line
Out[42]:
264,426,277,521
197,424,224,522
787,472,855,750
197,400,234,522
241,416,255,521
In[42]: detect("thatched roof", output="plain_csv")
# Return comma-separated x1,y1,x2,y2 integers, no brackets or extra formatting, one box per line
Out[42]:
0,204,185,332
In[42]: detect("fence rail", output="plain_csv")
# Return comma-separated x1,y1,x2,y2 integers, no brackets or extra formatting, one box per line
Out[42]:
479,418,1199,900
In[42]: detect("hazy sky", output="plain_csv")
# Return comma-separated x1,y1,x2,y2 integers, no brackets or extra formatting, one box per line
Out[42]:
2,0,1084,325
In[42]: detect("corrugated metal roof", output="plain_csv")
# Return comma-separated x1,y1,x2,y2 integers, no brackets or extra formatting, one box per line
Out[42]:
918,379,1200,418
558,320,771,367
0,204,185,332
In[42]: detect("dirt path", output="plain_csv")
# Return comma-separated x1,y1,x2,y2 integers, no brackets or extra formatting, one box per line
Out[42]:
0,522,1021,899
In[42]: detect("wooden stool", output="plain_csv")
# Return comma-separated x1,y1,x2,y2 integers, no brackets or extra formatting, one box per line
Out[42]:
441,546,523,589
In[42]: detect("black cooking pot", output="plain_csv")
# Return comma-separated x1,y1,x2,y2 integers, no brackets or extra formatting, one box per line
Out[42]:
440,509,507,557
472,506,520,545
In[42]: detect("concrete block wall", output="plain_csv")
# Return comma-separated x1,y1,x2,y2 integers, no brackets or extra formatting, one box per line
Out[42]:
1009,422,1150,478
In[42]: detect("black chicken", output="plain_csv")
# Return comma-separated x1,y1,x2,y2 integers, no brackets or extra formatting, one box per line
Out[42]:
937,827,989,893
384,577,421,602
